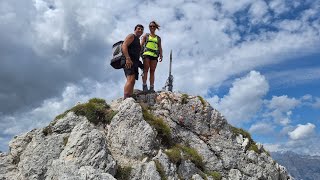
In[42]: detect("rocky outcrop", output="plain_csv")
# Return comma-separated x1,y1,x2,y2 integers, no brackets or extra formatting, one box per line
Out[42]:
0,91,292,180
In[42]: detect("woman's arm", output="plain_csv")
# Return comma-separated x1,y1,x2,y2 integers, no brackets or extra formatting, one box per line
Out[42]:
158,36,163,62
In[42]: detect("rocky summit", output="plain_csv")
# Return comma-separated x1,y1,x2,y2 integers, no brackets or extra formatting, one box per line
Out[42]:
0,91,292,180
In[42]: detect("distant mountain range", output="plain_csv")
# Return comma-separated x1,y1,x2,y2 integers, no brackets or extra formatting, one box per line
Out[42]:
271,151,320,180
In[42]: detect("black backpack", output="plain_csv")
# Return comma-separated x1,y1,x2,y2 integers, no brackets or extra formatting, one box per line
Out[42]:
110,41,125,69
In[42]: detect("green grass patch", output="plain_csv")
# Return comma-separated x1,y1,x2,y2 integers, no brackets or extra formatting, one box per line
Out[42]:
141,106,172,147
231,126,252,140
180,145,205,170
199,171,208,180
248,142,259,153
164,146,182,164
88,98,109,107
231,126,268,154
165,144,204,170
115,166,132,180
154,160,167,180
197,96,206,109
54,98,117,125
54,111,69,121
181,94,189,104
206,171,222,180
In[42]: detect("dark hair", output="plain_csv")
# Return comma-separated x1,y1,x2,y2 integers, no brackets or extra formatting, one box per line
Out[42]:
134,24,144,30
149,21,160,30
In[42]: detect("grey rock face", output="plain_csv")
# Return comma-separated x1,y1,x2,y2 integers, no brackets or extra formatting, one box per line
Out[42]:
0,91,292,180
107,98,157,165
130,161,161,180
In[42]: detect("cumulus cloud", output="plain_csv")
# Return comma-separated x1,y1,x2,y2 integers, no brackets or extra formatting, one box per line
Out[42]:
249,122,274,135
210,71,269,125
265,95,300,125
288,123,316,140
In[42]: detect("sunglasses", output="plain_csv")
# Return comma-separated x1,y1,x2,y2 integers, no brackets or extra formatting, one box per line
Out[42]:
149,25,156,28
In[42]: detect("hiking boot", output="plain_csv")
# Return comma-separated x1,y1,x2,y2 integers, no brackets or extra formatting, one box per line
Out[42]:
149,85,155,93
143,84,148,92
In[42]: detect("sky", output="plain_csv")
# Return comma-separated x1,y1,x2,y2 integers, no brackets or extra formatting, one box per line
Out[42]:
0,0,319,155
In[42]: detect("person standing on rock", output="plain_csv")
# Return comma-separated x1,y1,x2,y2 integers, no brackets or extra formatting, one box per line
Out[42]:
122,24,144,99
141,21,163,93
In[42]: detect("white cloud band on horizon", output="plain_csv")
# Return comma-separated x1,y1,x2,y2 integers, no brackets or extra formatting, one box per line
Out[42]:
288,123,316,140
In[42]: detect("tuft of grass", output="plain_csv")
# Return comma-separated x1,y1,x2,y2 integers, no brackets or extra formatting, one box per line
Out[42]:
231,126,267,154
199,171,208,180
55,111,70,120
165,144,204,171
206,171,222,180
231,126,252,140
154,160,167,180
88,98,109,107
181,94,189,104
164,146,182,164
115,166,132,180
54,98,117,125
248,142,259,153
141,106,172,147
197,96,206,109
180,145,205,170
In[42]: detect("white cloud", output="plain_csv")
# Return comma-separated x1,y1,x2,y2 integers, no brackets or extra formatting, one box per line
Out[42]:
265,95,300,125
301,94,312,101
288,123,316,140
312,97,320,109
249,122,274,135
217,0,253,14
249,0,269,23
268,95,300,110
268,0,289,15
211,71,269,125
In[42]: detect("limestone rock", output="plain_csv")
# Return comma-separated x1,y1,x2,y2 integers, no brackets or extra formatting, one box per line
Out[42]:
0,91,292,180
107,98,157,164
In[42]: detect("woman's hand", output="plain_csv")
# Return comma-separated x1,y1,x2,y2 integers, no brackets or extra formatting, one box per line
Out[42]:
158,56,163,62
125,57,133,68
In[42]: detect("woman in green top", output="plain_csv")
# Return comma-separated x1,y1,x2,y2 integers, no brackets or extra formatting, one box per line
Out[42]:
141,21,163,92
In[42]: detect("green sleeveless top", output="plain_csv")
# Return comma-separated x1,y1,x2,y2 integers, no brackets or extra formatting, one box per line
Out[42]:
143,35,159,57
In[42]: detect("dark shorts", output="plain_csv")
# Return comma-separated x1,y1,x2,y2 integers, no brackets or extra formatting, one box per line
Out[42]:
123,65,139,80
144,55,158,61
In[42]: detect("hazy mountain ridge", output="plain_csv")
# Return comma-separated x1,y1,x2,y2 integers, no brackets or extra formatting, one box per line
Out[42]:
272,151,320,180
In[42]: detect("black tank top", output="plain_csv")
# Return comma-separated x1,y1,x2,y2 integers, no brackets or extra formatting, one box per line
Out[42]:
128,34,141,62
